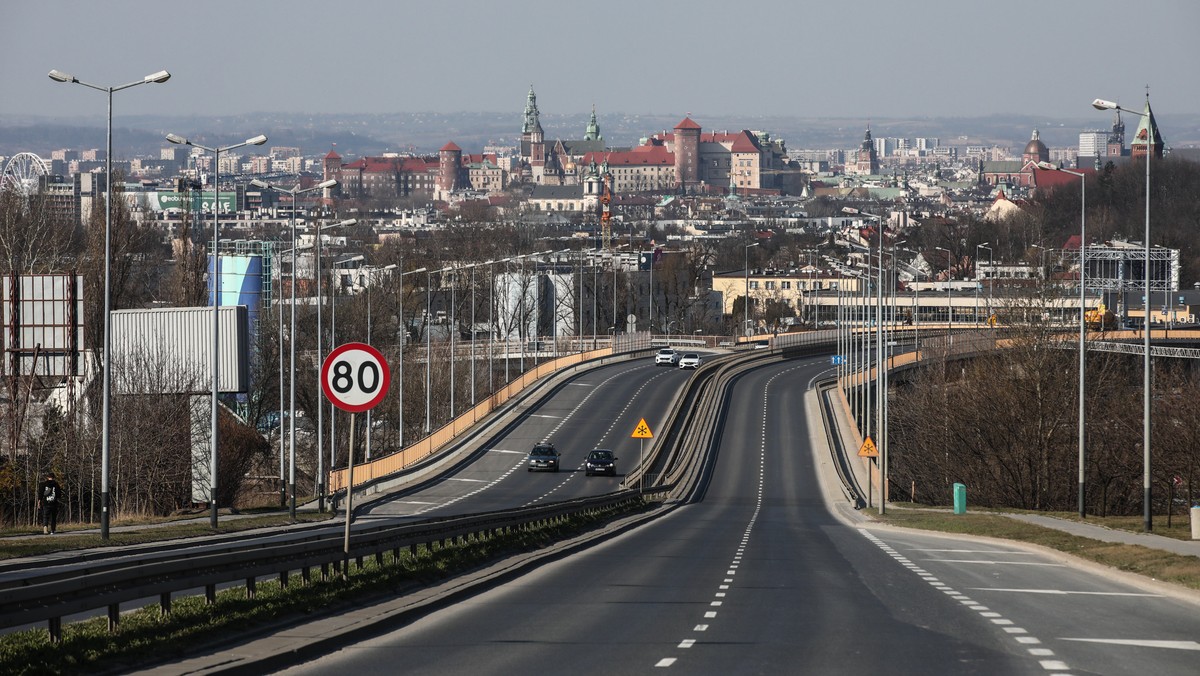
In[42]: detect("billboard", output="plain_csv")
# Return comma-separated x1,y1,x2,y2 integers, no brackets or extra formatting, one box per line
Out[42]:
110,306,249,395
143,191,237,213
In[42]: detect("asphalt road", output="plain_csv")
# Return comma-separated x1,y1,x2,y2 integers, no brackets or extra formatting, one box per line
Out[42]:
359,356,697,519
282,357,1200,675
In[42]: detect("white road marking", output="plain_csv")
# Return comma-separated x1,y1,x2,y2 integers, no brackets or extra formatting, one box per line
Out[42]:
929,559,1065,566
678,639,695,648
972,587,1161,597
694,625,708,631
447,478,487,483
529,414,561,419
395,500,436,505
911,548,1035,554
1038,660,1070,670
655,658,676,667
1061,638,1200,651
487,449,524,455
704,611,717,618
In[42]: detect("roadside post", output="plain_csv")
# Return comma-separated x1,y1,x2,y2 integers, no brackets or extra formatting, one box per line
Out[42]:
322,342,391,580
631,418,654,494
953,483,967,515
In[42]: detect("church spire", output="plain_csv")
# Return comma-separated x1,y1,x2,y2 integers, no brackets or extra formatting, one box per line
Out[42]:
584,104,602,141
522,84,542,135
1131,93,1165,159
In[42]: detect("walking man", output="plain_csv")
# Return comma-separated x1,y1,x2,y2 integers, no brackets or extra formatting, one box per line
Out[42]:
37,472,61,535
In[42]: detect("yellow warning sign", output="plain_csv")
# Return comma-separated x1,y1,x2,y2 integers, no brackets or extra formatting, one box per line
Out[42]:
858,435,879,458
631,418,654,439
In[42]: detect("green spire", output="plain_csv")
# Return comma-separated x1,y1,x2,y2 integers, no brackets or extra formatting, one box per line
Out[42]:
584,104,602,141
522,85,542,135
1131,96,1165,158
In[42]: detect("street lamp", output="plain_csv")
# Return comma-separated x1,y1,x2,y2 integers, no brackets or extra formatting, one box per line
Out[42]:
395,266,426,450
50,67,170,540
974,242,989,325
744,242,760,341
250,178,337,517
977,243,993,325
1094,95,1154,530
1037,160,1088,518
426,265,454,434
935,246,952,328
312,217,356,505
167,131,267,528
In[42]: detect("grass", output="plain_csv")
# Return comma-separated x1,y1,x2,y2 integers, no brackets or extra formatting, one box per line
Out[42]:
0,499,652,675
871,507,1200,592
0,511,334,561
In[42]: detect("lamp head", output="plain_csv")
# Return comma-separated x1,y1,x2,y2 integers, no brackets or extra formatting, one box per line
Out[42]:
246,134,268,146
1092,98,1118,111
1035,161,1055,171
841,206,860,214
47,69,74,83
316,179,338,189
978,241,989,247
249,179,271,189
337,218,357,227
165,133,188,145
144,70,171,84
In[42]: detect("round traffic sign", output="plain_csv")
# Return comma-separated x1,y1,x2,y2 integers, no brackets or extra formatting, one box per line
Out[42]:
321,342,390,413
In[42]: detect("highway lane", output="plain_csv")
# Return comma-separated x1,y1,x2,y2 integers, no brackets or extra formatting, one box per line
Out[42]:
283,358,1034,675
359,355,702,519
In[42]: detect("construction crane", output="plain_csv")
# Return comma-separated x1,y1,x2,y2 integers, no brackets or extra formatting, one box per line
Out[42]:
600,173,613,250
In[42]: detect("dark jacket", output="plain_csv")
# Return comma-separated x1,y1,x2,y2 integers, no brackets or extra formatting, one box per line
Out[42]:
39,479,61,508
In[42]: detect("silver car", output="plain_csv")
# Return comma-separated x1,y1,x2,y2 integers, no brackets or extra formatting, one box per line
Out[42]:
527,442,561,472
678,353,701,369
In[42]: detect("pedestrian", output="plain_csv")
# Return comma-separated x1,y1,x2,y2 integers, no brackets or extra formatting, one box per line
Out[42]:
37,472,61,535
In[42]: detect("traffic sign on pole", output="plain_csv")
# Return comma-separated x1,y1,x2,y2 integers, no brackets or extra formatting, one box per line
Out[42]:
321,342,390,413
631,418,654,439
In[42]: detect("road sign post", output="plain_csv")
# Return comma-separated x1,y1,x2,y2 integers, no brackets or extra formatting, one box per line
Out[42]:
321,342,390,580
631,418,653,493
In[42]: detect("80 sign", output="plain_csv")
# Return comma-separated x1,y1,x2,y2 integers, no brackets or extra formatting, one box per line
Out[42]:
321,343,391,413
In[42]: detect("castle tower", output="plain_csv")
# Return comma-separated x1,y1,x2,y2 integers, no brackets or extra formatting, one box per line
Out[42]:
521,85,546,181
673,116,701,189
850,127,879,175
437,141,462,199
322,147,342,184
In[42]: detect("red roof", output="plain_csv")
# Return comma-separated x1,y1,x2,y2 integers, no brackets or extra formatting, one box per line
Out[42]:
324,148,341,160
1032,166,1096,190
582,145,673,167
675,117,701,130
440,141,462,152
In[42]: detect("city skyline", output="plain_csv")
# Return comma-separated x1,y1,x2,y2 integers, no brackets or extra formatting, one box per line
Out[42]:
3,0,1199,124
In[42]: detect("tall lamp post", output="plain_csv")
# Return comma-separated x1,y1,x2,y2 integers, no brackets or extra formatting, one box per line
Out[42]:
250,178,337,517
975,243,990,325
935,246,952,329
396,266,426,450
49,67,170,539
977,243,993,325
1037,161,1088,518
426,265,454,434
166,131,266,528
312,218,356,509
1094,96,1154,530
744,242,760,341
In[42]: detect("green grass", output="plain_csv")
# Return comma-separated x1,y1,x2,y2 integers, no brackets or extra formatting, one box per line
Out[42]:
0,512,334,561
871,508,1200,592
0,499,652,675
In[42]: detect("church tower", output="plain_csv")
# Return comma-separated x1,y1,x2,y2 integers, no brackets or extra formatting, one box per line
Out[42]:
521,85,546,182
1130,96,1165,160
1021,129,1049,166
584,105,602,142
850,127,879,175
673,116,701,190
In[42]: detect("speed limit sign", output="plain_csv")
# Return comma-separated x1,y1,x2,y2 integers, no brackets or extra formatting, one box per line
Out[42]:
321,342,390,413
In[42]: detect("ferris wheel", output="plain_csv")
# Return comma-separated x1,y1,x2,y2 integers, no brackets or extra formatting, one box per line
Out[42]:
2,152,51,197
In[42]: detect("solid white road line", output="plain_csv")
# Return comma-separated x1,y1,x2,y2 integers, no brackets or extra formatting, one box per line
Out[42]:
1061,638,1200,651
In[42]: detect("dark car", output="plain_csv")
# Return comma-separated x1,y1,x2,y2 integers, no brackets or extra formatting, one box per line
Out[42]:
584,449,618,476
527,442,561,472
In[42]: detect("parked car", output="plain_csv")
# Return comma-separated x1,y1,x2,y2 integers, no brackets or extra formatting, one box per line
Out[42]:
527,442,561,472
584,449,618,476
655,348,680,366
678,353,702,369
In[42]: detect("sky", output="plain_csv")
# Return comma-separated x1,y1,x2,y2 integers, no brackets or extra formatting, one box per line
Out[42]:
3,0,1199,123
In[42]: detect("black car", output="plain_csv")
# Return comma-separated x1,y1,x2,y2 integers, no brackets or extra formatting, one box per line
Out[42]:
527,442,561,472
584,449,617,476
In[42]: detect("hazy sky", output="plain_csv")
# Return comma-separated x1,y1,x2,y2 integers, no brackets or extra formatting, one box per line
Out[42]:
4,0,1198,122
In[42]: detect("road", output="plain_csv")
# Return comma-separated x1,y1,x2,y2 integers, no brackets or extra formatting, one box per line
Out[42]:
360,356,696,519
282,357,1200,675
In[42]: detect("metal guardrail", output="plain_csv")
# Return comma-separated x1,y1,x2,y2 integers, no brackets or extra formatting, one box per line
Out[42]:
1,491,649,642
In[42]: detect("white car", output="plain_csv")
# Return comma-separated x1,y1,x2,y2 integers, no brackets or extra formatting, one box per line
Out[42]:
678,353,702,369
654,348,679,366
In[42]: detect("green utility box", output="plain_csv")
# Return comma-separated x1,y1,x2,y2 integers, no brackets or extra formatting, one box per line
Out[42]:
953,483,967,515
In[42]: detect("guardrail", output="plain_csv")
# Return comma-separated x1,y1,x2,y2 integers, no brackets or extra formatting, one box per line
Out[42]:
1,490,653,643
